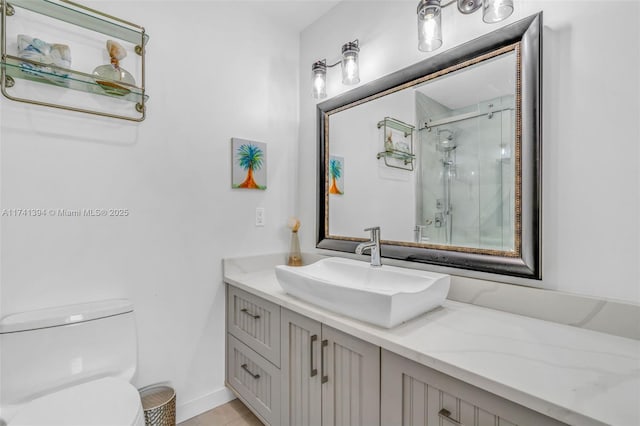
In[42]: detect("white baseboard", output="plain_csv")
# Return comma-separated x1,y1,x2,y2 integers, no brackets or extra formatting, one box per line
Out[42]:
176,386,235,424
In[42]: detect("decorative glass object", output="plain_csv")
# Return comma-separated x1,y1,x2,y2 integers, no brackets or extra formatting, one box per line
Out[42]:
384,131,394,152
287,217,303,266
17,34,71,85
92,40,136,96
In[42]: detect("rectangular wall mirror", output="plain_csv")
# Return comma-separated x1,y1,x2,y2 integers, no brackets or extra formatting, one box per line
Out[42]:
317,13,541,279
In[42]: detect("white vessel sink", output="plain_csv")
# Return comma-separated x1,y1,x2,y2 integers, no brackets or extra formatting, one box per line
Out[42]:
275,257,450,328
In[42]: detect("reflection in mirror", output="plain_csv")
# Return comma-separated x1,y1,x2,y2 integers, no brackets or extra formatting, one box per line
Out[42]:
328,50,517,254
329,86,419,242
318,13,541,279
415,52,516,252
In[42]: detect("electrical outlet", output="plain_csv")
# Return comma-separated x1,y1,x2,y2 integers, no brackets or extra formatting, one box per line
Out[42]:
255,208,265,226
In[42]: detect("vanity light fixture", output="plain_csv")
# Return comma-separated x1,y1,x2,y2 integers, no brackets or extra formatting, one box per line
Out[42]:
417,0,443,52
417,0,514,52
312,39,360,99
482,0,514,23
341,40,360,85
312,60,328,99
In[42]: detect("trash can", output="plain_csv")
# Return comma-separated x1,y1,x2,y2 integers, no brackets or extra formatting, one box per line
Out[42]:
140,385,176,426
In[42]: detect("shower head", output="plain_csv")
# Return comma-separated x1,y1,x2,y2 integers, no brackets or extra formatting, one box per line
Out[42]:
436,128,456,152
437,140,456,152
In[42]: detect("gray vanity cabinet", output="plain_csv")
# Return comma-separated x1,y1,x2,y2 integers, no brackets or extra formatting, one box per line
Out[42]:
321,324,380,426
227,334,281,423
381,350,567,426
280,309,322,426
281,308,381,426
226,286,282,425
227,285,281,367
226,284,566,426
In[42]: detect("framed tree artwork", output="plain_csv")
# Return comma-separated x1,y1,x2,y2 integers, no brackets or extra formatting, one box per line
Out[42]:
231,138,267,190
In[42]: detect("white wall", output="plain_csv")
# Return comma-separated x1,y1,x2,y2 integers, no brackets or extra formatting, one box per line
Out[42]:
0,1,300,421
329,87,416,242
299,1,640,303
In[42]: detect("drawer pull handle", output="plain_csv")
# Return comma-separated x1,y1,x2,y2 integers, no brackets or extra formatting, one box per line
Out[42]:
438,409,462,425
310,334,318,377
240,308,261,319
241,363,261,379
321,339,329,384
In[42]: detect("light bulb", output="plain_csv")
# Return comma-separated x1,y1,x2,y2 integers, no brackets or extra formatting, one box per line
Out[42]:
417,0,442,52
313,74,325,97
483,0,514,23
341,41,360,85
312,61,327,99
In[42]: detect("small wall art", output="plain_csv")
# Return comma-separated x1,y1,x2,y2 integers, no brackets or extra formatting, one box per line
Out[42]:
232,138,267,190
329,155,344,195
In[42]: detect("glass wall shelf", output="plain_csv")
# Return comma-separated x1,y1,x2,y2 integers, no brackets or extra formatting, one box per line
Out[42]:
376,117,415,171
1,0,148,121
2,55,148,103
376,149,416,164
6,0,148,47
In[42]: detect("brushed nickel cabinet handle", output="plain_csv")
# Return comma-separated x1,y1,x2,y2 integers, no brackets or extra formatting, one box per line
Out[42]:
241,363,260,379
438,409,462,425
240,308,261,319
310,334,318,377
321,339,329,384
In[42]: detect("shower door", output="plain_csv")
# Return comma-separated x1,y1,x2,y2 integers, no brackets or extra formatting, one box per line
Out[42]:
416,94,515,251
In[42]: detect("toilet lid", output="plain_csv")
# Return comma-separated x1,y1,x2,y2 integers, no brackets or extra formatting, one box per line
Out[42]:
9,377,144,426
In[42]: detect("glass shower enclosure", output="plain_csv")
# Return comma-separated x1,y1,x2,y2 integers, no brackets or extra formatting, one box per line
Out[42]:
415,91,516,252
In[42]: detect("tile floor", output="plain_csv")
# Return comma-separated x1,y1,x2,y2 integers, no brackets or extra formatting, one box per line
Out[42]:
178,398,262,426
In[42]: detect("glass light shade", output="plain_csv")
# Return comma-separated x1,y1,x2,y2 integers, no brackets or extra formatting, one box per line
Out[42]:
341,41,360,85
312,61,327,99
457,0,482,14
483,0,513,23
417,0,443,52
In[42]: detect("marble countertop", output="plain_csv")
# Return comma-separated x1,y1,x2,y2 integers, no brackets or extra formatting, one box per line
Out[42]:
224,254,640,426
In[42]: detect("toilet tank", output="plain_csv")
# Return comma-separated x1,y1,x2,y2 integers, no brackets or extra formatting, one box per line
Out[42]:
0,299,137,406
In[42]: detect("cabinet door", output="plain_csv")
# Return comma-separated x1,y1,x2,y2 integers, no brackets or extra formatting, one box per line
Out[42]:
322,325,380,426
227,334,281,425
381,349,567,426
281,308,322,426
228,285,281,367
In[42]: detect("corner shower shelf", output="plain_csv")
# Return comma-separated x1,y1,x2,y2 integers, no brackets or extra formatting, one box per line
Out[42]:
1,0,148,121
376,117,415,171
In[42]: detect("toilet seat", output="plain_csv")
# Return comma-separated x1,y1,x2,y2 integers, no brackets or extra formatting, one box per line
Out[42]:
8,377,144,426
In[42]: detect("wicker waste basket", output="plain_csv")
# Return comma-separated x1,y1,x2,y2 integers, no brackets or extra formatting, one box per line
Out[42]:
140,385,176,426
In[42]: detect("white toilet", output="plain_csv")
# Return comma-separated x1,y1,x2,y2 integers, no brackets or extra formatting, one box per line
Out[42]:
0,299,145,426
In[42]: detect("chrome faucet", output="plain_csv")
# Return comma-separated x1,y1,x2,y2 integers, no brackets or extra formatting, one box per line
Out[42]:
355,226,382,266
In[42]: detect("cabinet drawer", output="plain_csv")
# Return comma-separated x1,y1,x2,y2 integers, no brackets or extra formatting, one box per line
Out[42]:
381,350,567,426
228,334,281,425
227,285,281,367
